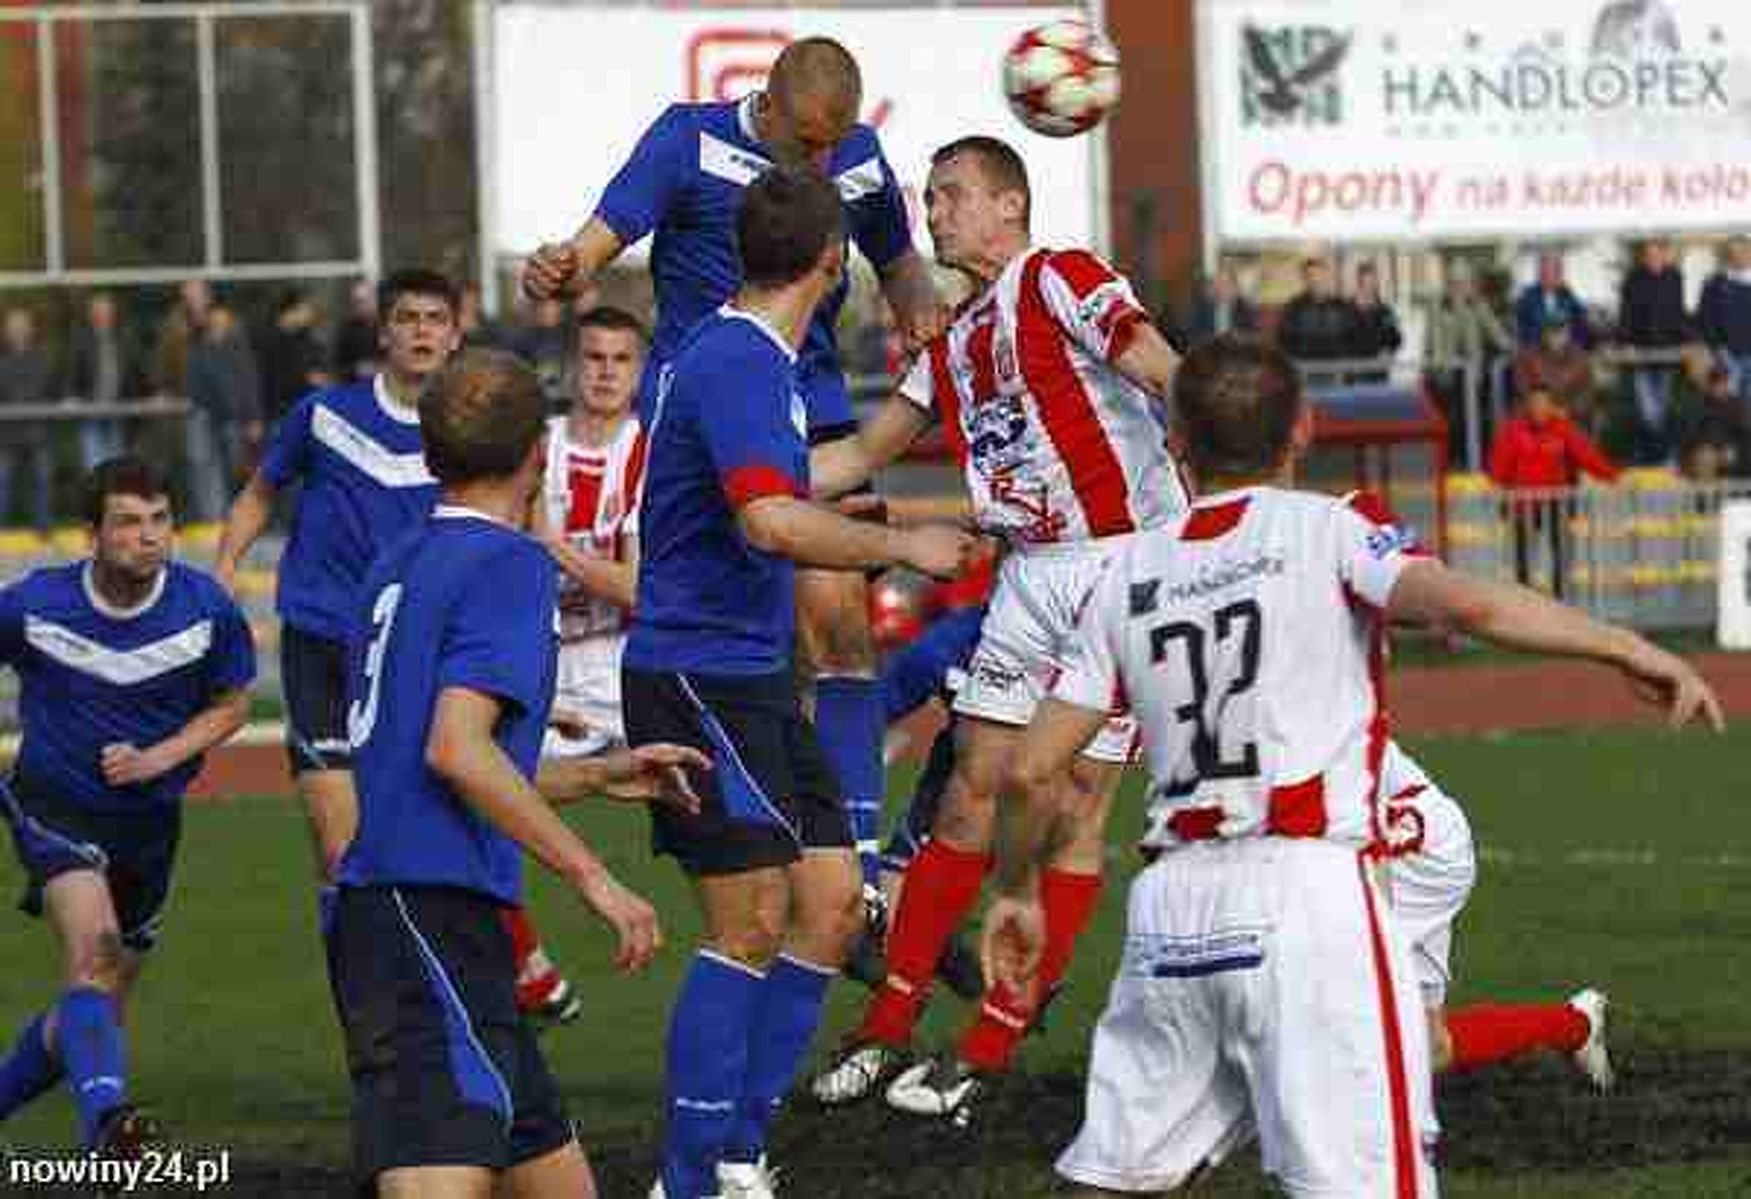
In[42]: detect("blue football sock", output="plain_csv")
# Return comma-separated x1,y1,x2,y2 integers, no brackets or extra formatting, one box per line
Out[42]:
724,953,835,1166
0,1011,62,1121
660,951,765,1199
816,675,885,885
317,883,338,939
55,987,126,1146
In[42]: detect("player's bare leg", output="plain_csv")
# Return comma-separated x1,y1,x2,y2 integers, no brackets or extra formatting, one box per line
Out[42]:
378,1164,493,1198
709,848,863,1197
31,871,159,1153
812,718,1016,1105
887,759,1116,1122
500,1139,599,1199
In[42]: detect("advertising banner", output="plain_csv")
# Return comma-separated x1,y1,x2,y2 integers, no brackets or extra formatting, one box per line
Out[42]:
1199,0,1751,240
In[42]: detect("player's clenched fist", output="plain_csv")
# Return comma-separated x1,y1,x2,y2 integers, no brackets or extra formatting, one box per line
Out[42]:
578,869,663,973
981,893,1047,1000
521,242,578,301
899,524,978,580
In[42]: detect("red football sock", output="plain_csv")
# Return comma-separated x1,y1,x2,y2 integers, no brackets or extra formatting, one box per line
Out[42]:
1446,1002,1590,1072
859,840,991,1047
501,906,562,1009
959,868,1103,1073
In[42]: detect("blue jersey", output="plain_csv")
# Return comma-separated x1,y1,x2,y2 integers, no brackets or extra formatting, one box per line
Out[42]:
339,508,558,906
261,376,438,642
624,308,808,676
0,562,255,814
595,96,913,424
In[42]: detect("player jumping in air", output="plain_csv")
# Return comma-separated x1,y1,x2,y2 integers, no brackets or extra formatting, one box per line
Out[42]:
808,134,1186,1124
523,37,950,902
0,457,255,1161
982,334,1720,1196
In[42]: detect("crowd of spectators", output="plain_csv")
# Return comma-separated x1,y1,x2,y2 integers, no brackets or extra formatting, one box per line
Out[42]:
0,278,619,529
1167,235,1751,478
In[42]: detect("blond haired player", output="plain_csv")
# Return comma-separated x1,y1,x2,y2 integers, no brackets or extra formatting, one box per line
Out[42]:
983,335,1721,1196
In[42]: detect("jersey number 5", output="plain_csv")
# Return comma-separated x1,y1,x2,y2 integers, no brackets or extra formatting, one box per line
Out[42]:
1149,598,1263,797
346,583,404,750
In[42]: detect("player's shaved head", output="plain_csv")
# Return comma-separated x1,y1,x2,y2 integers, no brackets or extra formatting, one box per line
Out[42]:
421,348,547,485
1171,334,1305,480
769,37,862,120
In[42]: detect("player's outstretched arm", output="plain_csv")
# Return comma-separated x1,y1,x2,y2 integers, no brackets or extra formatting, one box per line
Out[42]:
522,219,626,302
100,686,253,787
537,743,709,812
809,393,932,500
213,470,279,593
982,697,1112,997
1387,559,1726,731
739,494,972,578
429,686,662,972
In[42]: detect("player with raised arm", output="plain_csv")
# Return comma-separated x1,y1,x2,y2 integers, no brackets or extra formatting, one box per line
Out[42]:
0,457,255,1161
523,37,948,898
808,134,1185,1123
622,165,971,1199
981,335,1721,1197
330,348,705,1199
213,268,580,1027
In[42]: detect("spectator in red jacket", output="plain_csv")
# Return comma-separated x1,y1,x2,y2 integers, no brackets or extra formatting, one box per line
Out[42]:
1488,388,1620,598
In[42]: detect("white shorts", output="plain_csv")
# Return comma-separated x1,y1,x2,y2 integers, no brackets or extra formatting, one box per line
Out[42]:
542,634,625,759
1058,838,1439,1198
953,541,1137,763
1382,782,1478,1008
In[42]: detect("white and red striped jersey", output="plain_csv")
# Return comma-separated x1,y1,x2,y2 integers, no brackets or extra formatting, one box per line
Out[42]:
898,246,1186,546
541,414,645,640
1051,486,1430,852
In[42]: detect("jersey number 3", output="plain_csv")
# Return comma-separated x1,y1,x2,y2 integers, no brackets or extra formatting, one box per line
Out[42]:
1149,598,1263,797
347,583,404,749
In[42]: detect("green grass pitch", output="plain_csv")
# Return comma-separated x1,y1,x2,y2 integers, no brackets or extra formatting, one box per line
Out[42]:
2,723,1748,1196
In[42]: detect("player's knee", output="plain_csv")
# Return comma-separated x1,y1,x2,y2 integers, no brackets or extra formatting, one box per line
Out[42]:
934,772,998,850
70,930,128,992
798,580,875,674
708,910,786,971
795,874,865,963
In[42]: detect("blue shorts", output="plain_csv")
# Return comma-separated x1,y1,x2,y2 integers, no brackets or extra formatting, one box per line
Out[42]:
637,354,856,440
281,624,353,776
331,885,573,1183
1,774,181,952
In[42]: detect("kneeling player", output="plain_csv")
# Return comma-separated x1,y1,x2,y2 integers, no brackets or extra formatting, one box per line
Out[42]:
0,458,255,1157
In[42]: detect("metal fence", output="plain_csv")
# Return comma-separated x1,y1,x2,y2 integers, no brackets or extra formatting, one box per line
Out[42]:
1446,472,1748,630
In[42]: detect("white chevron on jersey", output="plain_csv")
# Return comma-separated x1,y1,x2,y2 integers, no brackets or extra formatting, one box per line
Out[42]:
25,615,214,687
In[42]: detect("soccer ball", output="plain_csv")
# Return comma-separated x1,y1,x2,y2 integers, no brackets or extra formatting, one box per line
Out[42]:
1001,20,1121,138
